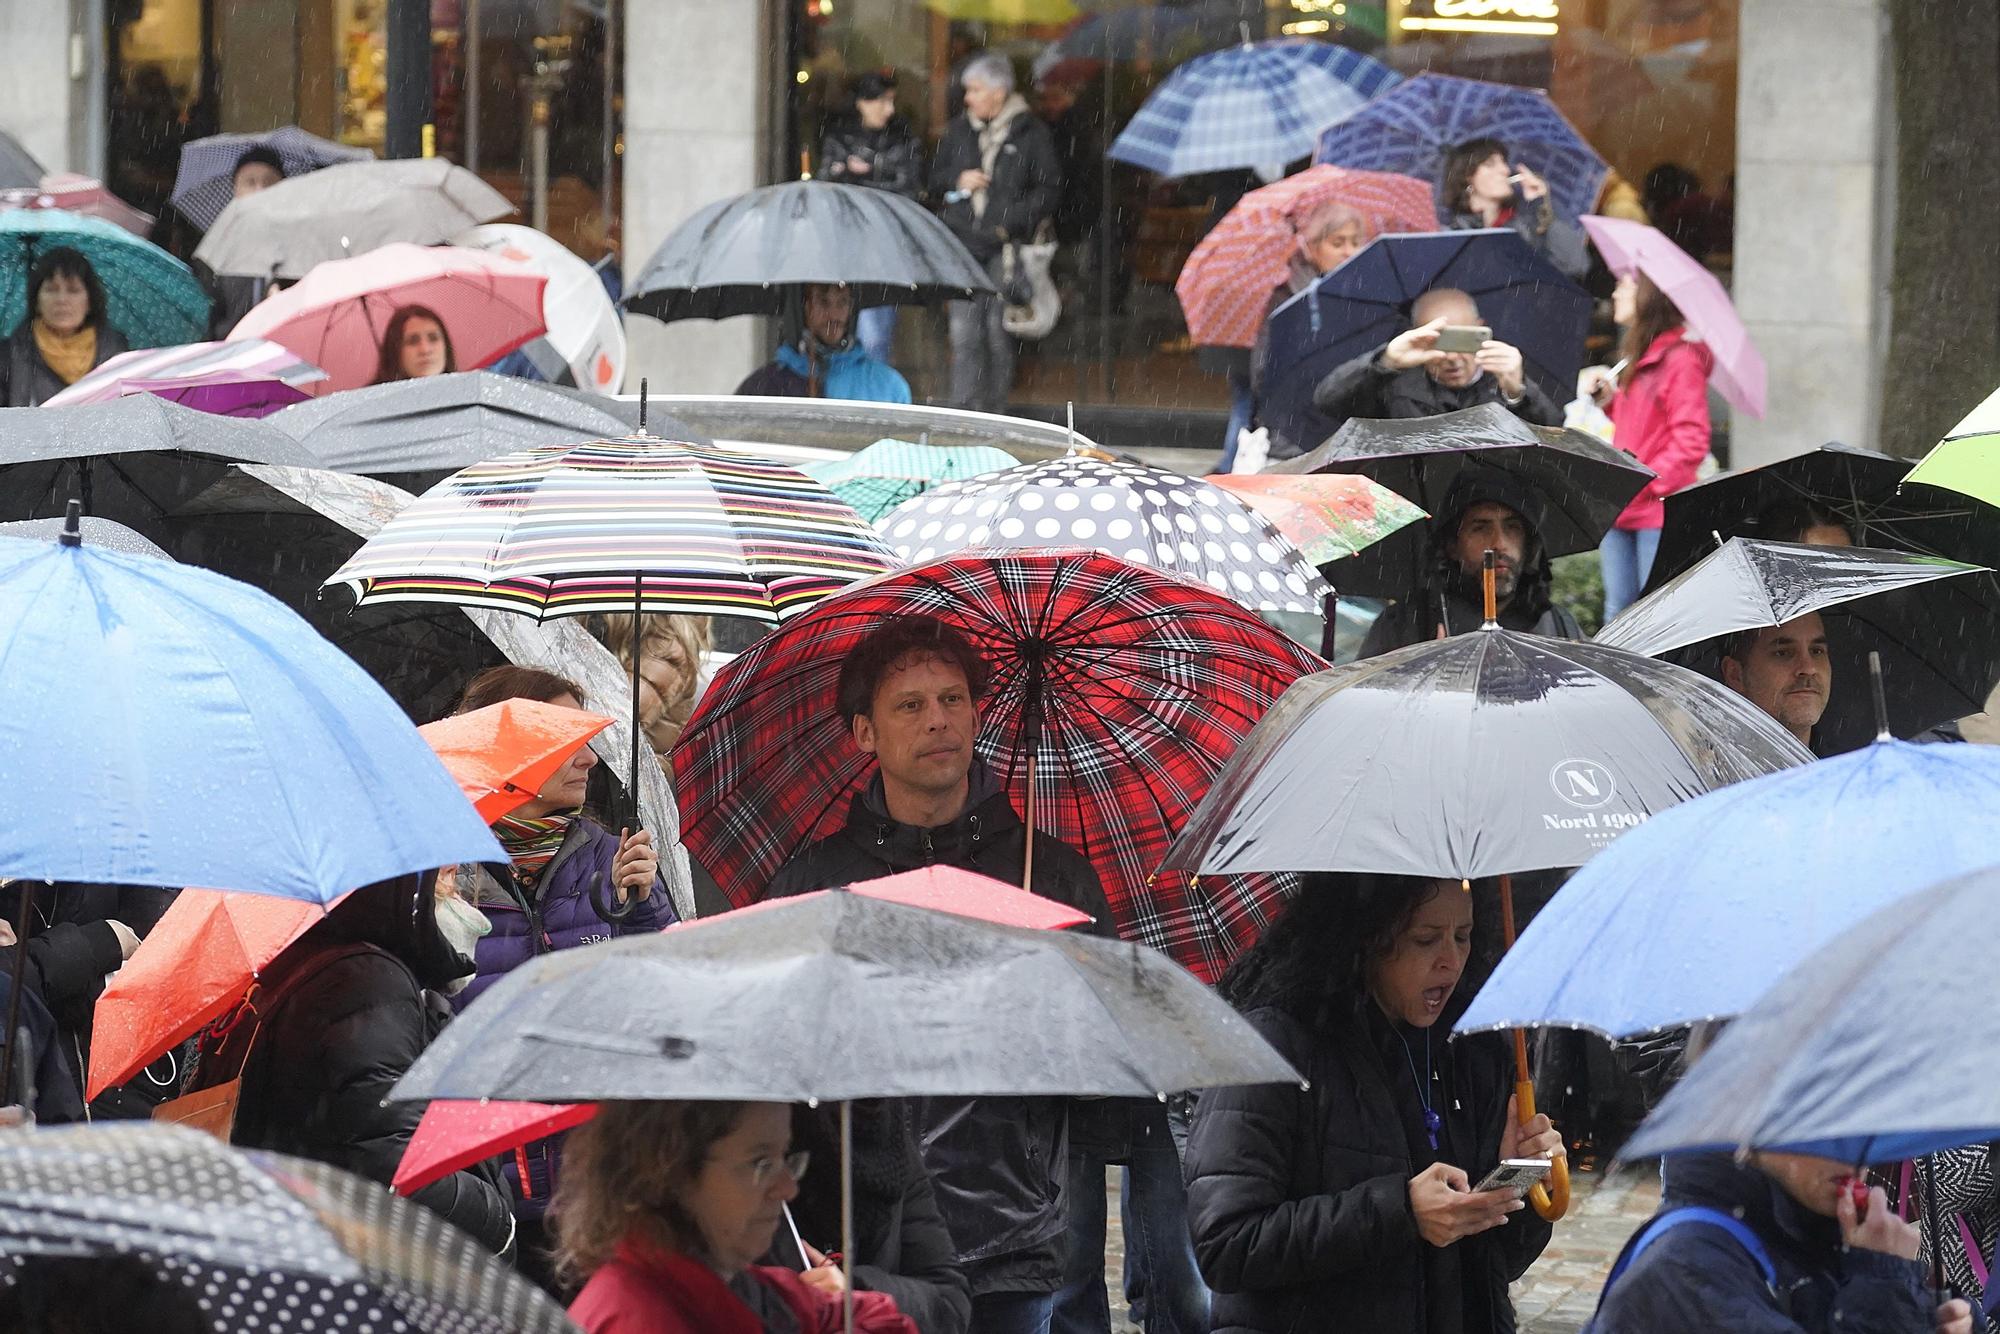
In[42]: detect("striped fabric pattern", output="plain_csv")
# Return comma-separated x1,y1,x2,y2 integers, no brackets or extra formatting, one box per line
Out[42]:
44,338,327,408
324,434,896,623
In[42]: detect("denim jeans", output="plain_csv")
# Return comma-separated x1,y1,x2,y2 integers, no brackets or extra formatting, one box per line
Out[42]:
973,1290,1056,1334
856,304,899,365
1599,525,1662,621
1218,371,1254,472
1051,1106,1209,1334
947,256,1015,414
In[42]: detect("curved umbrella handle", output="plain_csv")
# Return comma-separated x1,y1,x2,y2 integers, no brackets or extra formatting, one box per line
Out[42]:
591,868,641,926
1514,1073,1571,1222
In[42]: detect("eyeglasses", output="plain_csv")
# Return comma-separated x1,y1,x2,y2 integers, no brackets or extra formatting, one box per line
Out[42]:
744,1150,811,1189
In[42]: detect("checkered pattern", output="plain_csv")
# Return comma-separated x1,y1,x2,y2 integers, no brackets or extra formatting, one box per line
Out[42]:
170,127,371,232
1109,40,1401,178
1316,73,1610,222
670,549,1326,982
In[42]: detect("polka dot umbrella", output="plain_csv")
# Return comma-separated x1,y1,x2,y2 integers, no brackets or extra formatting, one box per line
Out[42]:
876,456,1331,616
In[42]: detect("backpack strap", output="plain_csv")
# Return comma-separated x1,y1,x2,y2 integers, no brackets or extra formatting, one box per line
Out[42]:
1593,1206,1777,1319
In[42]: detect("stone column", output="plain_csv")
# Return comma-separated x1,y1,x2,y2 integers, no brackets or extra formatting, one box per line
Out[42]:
0,3,88,173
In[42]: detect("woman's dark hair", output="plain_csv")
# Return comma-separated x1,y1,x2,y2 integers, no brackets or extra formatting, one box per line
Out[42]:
1617,270,1687,387
452,664,584,717
1750,498,1855,545
1439,136,1510,214
233,145,286,183
835,615,992,727
371,303,457,384
852,70,897,103
27,247,107,331
1218,873,1461,1033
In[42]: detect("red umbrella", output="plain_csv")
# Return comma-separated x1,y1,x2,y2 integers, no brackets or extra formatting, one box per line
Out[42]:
418,698,613,824
0,174,154,236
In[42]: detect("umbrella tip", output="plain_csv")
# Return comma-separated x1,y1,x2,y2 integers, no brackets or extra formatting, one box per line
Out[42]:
59,499,81,547
1711,529,1725,550
638,377,649,433
1867,649,1892,743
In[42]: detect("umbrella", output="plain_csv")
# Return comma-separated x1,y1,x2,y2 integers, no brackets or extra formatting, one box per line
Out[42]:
1621,866,2000,1165
625,180,994,323
417,698,614,823
1903,387,2000,543
194,158,513,279
0,209,209,348
169,125,373,232
670,549,1325,981
1316,72,1610,222
1108,40,1402,179
1174,164,1439,350
1256,229,1594,459
1271,402,1655,596
227,242,548,393
0,173,154,236
804,437,1020,523
0,515,170,559
1206,472,1428,566
454,223,627,395
1595,538,2000,753
1457,738,2000,1040
43,337,327,409
0,130,42,189
875,456,1332,615
0,1123,575,1334
1580,214,1764,417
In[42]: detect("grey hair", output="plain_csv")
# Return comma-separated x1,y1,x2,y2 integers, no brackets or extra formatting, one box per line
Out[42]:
961,52,1015,94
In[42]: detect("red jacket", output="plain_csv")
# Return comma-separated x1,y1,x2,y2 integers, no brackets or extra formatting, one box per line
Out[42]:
569,1238,919,1334
1608,326,1713,531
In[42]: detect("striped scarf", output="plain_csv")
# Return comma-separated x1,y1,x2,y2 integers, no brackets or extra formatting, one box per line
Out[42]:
493,812,575,891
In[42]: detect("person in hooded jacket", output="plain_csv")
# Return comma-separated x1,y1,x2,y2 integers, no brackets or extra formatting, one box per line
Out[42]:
821,71,925,366
766,615,1112,1334
1184,873,1561,1334
735,283,912,404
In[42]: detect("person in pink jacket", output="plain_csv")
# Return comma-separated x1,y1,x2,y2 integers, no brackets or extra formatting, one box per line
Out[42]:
1590,271,1714,619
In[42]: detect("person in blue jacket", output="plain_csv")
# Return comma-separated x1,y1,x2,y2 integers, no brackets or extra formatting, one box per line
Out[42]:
735,283,912,404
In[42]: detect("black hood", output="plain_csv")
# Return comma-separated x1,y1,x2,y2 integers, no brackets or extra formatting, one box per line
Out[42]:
1425,462,1557,619
308,870,468,991
1660,1151,1842,1257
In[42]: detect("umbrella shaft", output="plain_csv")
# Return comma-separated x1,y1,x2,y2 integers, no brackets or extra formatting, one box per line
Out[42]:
0,881,34,1107
842,1100,855,1334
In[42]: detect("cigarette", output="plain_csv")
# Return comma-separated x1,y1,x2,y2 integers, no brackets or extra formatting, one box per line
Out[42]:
1507,174,1525,184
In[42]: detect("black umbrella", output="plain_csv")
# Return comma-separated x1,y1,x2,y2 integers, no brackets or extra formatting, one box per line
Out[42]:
1271,402,1656,596
0,1123,575,1334
625,180,995,322
1596,538,2000,754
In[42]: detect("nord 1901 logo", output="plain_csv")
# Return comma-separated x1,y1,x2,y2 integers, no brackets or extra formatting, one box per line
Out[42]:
1549,758,1616,810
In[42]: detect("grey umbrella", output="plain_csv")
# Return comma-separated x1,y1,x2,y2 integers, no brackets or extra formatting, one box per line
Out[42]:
193,158,513,279
626,180,994,322
0,516,171,559
0,131,42,191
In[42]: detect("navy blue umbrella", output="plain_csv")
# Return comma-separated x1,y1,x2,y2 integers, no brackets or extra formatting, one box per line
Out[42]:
1257,229,1590,461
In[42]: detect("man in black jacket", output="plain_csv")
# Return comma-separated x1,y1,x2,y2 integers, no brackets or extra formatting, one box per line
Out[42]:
929,53,1060,415
768,615,1110,1334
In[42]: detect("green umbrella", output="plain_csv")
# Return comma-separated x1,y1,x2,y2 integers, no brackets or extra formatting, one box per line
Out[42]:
0,209,209,349
1906,385,2000,506
806,437,1020,524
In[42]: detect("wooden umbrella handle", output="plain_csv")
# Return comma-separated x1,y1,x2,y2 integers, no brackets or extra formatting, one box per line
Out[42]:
1501,876,1569,1222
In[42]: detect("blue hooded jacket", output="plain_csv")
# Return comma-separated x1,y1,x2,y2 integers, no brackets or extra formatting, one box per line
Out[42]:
773,340,912,404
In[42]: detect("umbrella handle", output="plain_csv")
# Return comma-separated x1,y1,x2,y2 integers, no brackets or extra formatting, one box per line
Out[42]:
1514,1069,1571,1222
591,866,642,925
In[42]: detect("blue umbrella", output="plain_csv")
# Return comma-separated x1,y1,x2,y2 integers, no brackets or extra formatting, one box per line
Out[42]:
1622,866,2000,1164
170,126,372,232
1257,228,1590,458
0,210,209,348
1457,739,2000,1041
1109,40,1401,178
1316,72,1609,222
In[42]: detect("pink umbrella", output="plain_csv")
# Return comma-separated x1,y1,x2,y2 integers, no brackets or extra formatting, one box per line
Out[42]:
1581,213,1765,419
228,242,548,393
0,174,154,236
45,337,327,413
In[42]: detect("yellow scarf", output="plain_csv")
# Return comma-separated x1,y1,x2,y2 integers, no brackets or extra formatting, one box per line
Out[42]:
33,321,97,385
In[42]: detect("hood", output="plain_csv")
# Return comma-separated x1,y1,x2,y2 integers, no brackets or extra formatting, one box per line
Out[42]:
1429,463,1549,545
775,339,869,377
1661,1151,1841,1257
858,754,1006,826
308,870,471,991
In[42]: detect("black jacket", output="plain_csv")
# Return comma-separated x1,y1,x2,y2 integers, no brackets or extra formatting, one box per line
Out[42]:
0,320,131,407
1590,1154,1933,1333
928,99,1061,265
1184,1002,1550,1334
1358,585,1585,659
767,771,1112,1295
1312,346,1564,436
820,118,925,201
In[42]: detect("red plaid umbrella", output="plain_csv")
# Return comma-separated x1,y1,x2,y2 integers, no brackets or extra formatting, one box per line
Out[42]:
1175,165,1438,350
670,548,1326,982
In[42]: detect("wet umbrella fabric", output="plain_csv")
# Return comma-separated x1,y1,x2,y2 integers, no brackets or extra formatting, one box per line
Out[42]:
454,223,627,395
804,438,1020,524
0,515,170,559
1596,537,2000,752
1207,472,1428,566
418,698,614,824
0,1123,575,1334
670,549,1326,981
43,337,327,409
0,174,156,237
1620,867,2000,1165
1161,624,1810,882
0,209,209,348
876,456,1331,615
0,130,42,190
170,126,373,232
1902,387,2000,559
625,180,994,323
1457,739,2000,1040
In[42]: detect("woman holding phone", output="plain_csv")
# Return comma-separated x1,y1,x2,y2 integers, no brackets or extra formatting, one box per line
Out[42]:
1184,874,1563,1334
1439,138,1589,280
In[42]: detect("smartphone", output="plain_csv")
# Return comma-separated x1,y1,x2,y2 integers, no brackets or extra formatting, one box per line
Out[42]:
1432,325,1491,354
1473,1158,1551,1197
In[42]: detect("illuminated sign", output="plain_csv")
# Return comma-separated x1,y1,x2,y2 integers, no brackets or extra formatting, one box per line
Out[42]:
1400,0,1560,37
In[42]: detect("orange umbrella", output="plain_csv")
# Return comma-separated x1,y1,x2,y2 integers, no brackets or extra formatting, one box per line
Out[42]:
418,698,614,824
88,889,328,1100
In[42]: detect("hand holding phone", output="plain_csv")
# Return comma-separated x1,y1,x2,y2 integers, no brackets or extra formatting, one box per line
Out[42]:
1473,1158,1552,1199
1431,325,1492,355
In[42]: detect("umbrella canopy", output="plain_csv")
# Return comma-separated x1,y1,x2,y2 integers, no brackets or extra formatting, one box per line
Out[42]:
1596,538,2000,752
0,130,43,189
1108,40,1401,179
1903,385,2000,529
418,698,614,823
455,223,627,395
876,456,1331,615
43,337,327,408
395,890,1302,1103
1580,214,1764,417
1257,229,1593,458
0,515,170,559
1271,402,1655,596
0,174,154,236
1621,867,2000,1165
194,158,513,279
0,1123,575,1334
170,126,373,232
1316,72,1610,221
118,371,311,419
0,522,503,899
804,438,1020,523
625,180,994,322
1162,624,1809,882
0,209,208,348
1457,738,2000,1040
1175,164,1438,350
670,549,1325,981
1207,472,1427,566
227,242,548,393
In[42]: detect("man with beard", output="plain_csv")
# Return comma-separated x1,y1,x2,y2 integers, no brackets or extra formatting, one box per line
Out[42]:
1718,614,1833,752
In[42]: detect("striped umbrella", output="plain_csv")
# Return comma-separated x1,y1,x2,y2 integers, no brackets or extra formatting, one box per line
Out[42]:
805,438,1020,524
44,338,326,409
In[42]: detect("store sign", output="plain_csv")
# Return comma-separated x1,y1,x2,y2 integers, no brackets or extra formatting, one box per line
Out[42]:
1401,0,1560,36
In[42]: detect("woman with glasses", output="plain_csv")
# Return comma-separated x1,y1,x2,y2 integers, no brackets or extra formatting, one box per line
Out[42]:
556,1100,921,1333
